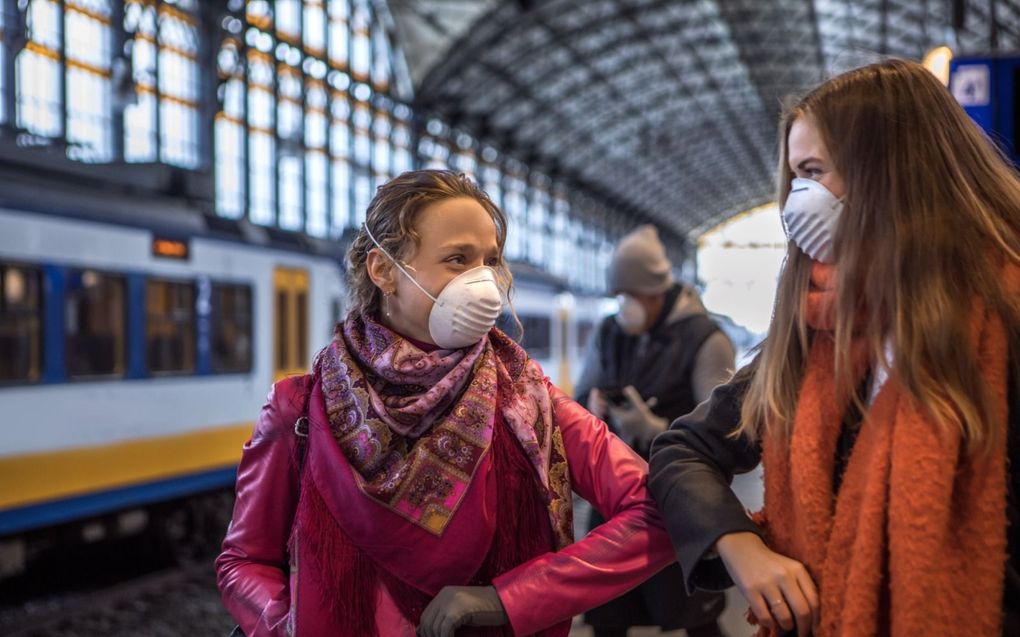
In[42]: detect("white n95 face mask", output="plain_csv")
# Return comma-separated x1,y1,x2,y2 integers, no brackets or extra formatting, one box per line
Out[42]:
365,225,503,349
615,294,647,335
782,177,844,264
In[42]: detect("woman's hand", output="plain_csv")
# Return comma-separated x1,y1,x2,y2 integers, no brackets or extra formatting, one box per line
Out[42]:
417,585,507,637
715,532,820,636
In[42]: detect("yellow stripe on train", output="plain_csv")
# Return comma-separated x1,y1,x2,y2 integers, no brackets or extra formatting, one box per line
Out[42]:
0,423,254,510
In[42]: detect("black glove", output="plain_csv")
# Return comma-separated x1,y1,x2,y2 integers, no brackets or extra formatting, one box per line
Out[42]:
417,585,508,637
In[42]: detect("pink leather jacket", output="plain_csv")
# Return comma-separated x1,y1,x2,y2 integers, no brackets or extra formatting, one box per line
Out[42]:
216,375,677,636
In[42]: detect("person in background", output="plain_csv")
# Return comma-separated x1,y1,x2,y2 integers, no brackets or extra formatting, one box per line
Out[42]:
216,170,679,637
575,224,736,637
649,59,1020,637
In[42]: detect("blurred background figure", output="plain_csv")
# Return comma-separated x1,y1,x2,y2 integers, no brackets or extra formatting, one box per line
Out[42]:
575,225,735,637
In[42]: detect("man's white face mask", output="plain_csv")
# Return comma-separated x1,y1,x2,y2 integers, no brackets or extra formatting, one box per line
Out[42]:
615,294,647,335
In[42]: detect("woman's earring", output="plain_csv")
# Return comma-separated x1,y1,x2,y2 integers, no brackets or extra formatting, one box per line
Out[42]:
383,290,392,318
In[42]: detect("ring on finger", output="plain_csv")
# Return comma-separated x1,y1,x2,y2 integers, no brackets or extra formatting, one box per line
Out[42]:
768,597,785,607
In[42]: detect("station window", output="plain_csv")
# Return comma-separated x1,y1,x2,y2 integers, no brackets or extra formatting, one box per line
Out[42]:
392,117,413,175
518,315,552,360
370,19,391,91
275,0,302,43
278,65,304,232
0,264,43,382
352,101,371,167
303,1,326,55
372,110,391,182
66,270,126,378
65,0,114,162
211,283,253,373
157,2,201,167
451,141,476,181
480,163,503,213
502,170,527,261
146,278,195,373
247,48,276,225
353,169,372,224
215,39,246,219
17,0,64,139
216,0,404,237
123,0,202,167
331,155,351,236
328,0,349,68
528,183,550,268
306,80,330,238
418,134,450,170
350,1,370,81
550,192,572,281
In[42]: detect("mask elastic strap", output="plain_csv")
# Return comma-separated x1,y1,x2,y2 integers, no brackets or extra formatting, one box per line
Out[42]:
363,223,439,303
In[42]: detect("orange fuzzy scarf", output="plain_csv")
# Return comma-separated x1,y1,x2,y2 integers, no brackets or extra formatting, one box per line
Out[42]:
757,262,1012,636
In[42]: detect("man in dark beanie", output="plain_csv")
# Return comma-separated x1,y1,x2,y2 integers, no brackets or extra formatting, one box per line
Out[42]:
576,225,734,637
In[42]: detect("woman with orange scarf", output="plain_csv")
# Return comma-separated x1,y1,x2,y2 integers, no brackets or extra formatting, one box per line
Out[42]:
649,59,1020,637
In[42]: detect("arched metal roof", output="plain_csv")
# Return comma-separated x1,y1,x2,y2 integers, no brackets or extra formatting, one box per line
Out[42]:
406,0,1020,241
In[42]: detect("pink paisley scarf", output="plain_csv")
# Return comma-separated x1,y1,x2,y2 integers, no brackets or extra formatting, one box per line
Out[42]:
312,313,573,547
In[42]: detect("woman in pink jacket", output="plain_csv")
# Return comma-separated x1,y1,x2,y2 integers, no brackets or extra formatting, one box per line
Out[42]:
216,169,677,637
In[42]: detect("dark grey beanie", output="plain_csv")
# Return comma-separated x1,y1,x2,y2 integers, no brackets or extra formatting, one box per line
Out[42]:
606,225,674,295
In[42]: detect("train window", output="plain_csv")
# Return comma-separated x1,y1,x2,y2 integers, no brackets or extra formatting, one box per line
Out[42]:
211,284,253,373
495,311,522,341
66,270,126,378
146,279,196,374
331,297,345,328
276,290,290,371
0,264,42,382
518,315,552,359
296,291,308,369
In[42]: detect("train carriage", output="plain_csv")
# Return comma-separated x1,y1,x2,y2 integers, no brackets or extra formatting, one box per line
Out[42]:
0,202,345,539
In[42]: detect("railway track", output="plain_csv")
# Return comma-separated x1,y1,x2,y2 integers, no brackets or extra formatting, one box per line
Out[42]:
0,493,237,637
0,560,229,637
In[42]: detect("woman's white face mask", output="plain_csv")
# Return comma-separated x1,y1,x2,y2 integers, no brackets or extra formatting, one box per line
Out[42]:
782,177,845,263
366,225,503,349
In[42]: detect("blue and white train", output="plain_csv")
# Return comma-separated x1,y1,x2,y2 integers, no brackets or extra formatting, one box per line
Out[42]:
0,195,604,559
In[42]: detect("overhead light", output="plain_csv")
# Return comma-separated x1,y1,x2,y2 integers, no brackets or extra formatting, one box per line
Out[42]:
923,46,953,86
3,269,25,304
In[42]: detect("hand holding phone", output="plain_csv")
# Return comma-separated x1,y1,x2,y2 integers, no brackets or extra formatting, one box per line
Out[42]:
600,387,628,406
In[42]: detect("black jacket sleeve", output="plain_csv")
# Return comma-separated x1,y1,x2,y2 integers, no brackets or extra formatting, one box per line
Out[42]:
648,367,763,593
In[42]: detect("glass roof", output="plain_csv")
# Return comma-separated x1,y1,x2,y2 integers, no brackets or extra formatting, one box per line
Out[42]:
409,0,1020,238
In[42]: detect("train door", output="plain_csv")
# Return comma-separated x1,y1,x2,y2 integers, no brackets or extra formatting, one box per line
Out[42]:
273,267,309,380
556,304,572,395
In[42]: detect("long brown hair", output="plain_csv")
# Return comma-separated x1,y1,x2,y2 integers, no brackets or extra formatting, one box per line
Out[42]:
738,58,1020,452
346,169,515,320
